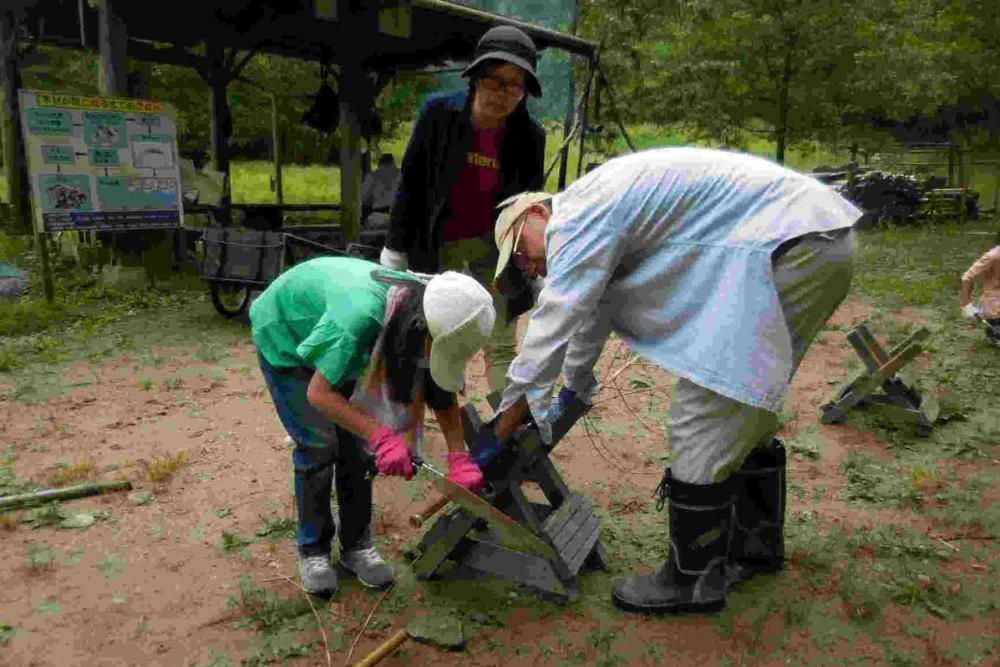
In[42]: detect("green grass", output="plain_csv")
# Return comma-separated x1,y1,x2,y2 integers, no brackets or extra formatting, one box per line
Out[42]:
226,122,856,207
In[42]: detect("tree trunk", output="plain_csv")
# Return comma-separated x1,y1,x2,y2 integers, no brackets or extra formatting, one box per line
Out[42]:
774,31,798,165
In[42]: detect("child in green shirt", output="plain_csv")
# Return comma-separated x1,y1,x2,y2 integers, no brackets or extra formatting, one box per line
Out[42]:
250,256,494,596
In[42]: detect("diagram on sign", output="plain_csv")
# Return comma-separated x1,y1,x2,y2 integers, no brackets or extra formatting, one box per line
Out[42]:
18,91,184,233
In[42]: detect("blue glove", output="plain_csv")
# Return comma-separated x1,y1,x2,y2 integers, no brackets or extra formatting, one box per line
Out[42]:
471,428,503,467
548,386,577,422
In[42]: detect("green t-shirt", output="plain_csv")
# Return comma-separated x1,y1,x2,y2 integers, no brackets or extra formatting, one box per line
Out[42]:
249,256,411,387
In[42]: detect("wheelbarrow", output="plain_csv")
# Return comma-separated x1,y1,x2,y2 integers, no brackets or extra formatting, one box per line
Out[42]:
197,226,381,318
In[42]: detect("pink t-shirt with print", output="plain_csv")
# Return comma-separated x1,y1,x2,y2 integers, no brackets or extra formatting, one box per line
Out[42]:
440,125,505,243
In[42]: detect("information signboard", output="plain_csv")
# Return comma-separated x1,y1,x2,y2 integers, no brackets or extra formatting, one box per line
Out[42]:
18,90,185,233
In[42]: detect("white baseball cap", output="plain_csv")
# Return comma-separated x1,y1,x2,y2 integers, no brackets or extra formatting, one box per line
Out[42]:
423,272,496,392
493,191,552,284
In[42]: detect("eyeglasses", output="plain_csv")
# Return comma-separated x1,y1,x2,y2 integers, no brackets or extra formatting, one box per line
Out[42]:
479,74,525,99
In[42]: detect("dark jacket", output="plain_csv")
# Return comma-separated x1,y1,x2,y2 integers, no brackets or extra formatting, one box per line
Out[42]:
385,89,546,273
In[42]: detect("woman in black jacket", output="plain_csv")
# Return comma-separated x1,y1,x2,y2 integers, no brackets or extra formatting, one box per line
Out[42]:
380,25,545,395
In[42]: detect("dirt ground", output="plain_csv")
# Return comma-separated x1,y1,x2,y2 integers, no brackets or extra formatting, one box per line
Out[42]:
1,298,997,666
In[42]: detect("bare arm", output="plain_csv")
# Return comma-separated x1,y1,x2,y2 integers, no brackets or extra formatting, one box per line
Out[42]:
494,396,529,442
432,401,467,453
306,370,380,441
959,277,974,308
961,251,993,307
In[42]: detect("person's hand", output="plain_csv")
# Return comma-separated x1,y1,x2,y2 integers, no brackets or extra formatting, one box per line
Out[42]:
548,386,578,421
471,428,502,467
447,451,483,493
962,303,980,319
379,247,408,271
369,425,414,479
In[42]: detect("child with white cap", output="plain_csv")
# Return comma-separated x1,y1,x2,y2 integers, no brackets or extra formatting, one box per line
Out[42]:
250,256,495,597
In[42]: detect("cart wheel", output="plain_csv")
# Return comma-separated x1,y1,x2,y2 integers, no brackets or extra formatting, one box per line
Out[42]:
210,283,250,318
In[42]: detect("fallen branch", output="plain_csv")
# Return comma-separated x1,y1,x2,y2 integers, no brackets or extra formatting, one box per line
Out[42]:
608,373,667,436
599,348,637,390
591,386,667,407
277,574,332,667
0,479,133,512
581,415,626,473
581,415,661,477
344,584,394,666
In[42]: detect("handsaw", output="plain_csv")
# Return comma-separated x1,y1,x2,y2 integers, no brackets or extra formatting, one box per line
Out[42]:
411,457,559,561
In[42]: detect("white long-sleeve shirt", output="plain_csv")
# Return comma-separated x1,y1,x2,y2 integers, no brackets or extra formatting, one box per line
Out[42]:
498,148,862,442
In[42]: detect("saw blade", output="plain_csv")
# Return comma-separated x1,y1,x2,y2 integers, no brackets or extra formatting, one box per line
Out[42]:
414,458,559,561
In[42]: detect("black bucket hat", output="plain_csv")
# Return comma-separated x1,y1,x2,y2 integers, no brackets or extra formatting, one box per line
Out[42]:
461,25,542,98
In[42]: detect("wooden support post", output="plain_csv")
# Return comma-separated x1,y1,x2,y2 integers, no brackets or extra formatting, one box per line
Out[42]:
1,10,30,234
574,74,590,180
557,3,578,192
207,43,232,226
947,144,956,188
97,0,127,95
271,92,283,206
994,164,1000,214
958,145,967,224
2,10,54,301
338,64,365,243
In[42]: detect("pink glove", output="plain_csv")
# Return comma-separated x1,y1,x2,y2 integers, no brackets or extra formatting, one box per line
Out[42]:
447,451,483,493
369,426,414,479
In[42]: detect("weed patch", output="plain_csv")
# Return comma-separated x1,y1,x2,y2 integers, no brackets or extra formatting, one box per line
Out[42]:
52,459,95,485
26,542,55,572
254,514,295,541
220,531,253,554
840,452,923,508
145,451,190,482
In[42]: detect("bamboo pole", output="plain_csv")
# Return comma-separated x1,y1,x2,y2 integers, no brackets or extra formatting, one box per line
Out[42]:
0,480,133,512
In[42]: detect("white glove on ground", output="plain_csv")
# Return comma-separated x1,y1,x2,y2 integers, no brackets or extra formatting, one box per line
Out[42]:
379,247,408,271
962,303,980,319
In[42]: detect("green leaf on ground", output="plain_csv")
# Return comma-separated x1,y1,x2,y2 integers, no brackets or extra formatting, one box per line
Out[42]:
33,599,62,616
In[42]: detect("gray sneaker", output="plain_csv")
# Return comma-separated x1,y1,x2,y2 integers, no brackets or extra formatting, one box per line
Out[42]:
339,545,395,589
297,554,338,597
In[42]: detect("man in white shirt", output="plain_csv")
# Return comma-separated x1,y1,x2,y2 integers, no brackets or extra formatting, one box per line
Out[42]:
486,148,861,615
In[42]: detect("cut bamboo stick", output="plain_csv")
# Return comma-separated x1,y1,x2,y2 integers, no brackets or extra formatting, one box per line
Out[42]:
0,479,133,512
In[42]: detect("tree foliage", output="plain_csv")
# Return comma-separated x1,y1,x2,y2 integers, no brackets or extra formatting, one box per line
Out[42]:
580,0,1000,159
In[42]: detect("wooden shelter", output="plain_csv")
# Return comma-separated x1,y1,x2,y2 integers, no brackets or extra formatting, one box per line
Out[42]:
1,0,596,241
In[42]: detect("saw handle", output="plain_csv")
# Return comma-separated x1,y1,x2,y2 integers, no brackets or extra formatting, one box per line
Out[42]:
409,494,451,527
352,628,409,667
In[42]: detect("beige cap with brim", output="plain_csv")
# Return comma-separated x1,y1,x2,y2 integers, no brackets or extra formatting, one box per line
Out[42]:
423,272,496,392
493,191,552,285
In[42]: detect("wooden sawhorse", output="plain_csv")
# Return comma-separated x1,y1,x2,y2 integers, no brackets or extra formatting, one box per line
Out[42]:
820,323,938,436
408,398,608,602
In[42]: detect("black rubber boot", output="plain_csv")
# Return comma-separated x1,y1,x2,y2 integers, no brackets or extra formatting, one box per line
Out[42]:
612,470,734,614
726,438,786,590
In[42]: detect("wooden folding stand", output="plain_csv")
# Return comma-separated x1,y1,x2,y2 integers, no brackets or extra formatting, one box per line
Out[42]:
820,323,939,436
408,398,608,602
